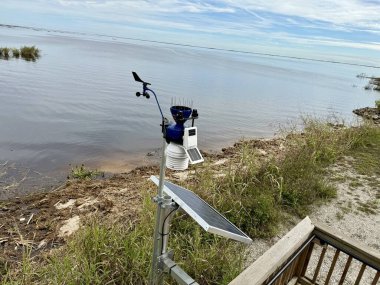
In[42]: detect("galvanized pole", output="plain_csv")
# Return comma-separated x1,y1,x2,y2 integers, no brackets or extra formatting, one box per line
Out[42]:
150,139,167,285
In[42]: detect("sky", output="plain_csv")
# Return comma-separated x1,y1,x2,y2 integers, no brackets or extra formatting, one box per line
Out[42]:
1,0,380,66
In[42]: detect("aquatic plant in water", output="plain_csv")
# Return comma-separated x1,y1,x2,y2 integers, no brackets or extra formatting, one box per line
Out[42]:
0,46,40,61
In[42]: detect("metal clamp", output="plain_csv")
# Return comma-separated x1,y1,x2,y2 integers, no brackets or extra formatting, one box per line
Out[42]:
160,256,199,285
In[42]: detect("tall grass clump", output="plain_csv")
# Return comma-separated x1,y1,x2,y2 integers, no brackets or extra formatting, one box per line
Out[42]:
0,47,10,59
169,219,245,284
30,195,155,285
11,48,20,58
345,123,380,175
20,46,39,61
5,194,244,285
1,246,35,285
193,146,280,238
192,118,377,237
0,46,40,61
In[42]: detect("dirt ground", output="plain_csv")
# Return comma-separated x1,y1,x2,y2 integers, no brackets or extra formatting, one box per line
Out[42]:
0,166,158,263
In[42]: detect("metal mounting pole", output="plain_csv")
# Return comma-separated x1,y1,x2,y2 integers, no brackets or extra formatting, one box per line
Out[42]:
150,138,168,285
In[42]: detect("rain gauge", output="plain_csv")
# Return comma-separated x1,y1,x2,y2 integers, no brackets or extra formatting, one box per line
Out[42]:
132,72,252,285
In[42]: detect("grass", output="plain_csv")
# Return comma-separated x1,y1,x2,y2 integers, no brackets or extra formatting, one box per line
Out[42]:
68,164,102,180
357,200,378,215
192,118,365,238
1,196,244,285
0,46,40,61
0,47,10,59
11,48,20,58
20,46,40,61
349,180,363,188
346,125,380,176
2,119,380,284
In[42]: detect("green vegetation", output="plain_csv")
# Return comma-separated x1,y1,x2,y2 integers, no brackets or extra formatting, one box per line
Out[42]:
68,164,102,180
11,48,20,58
0,47,10,59
0,46,40,61
20,46,40,61
2,196,244,285
346,124,380,176
2,120,380,285
376,100,380,111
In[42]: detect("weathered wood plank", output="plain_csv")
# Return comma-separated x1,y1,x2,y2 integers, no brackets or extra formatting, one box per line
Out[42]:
229,217,315,285
354,264,366,285
371,271,380,285
338,256,352,285
313,222,380,271
312,245,327,283
324,249,340,285
295,246,310,277
287,277,299,285
298,276,315,285
300,242,315,277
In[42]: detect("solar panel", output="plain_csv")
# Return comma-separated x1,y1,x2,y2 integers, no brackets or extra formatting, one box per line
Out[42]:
185,147,204,164
150,176,252,244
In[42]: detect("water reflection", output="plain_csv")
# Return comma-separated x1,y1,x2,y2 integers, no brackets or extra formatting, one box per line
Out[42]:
0,26,379,197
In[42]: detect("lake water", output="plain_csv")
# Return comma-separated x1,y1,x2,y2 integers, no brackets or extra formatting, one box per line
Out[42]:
1,26,379,198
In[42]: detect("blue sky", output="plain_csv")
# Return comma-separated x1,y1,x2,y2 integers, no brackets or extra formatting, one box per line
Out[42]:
1,0,380,65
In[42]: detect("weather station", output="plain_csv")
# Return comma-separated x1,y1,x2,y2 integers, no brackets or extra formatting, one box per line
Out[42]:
132,72,252,285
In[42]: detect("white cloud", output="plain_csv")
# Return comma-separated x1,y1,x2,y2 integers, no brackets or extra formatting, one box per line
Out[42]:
2,0,380,57
276,33,380,52
57,0,235,14
224,0,380,31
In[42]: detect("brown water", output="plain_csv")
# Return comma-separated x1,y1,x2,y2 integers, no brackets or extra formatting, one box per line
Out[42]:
1,26,379,198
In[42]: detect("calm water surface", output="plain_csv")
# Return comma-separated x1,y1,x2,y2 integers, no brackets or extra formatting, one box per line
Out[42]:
1,26,379,198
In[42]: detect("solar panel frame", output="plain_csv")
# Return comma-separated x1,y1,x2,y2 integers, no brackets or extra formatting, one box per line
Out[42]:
185,147,204,164
150,176,252,244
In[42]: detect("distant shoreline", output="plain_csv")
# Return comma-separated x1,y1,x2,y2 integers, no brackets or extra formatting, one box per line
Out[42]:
2,23,380,69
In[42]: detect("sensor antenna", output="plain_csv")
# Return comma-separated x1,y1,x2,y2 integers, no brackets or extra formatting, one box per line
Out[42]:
132,71,164,120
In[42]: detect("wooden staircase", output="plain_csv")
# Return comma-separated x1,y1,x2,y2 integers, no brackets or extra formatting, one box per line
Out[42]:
229,217,380,285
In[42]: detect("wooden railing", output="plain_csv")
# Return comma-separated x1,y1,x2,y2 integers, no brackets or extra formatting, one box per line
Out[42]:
229,217,380,285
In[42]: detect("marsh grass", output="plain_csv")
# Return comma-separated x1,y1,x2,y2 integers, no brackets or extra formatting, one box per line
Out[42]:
0,47,10,59
11,48,20,58
0,46,40,61
20,46,40,61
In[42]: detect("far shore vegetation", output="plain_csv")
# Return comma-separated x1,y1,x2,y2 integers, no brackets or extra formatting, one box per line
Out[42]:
1,118,380,284
0,46,40,61
358,73,380,91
